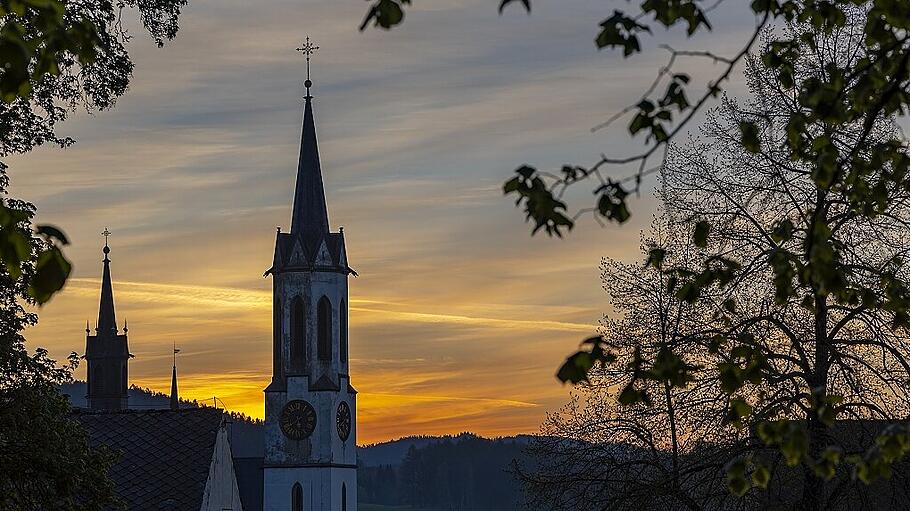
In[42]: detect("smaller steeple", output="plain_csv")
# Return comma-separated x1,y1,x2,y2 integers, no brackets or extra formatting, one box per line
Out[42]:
85,228,131,411
97,227,117,336
170,343,180,411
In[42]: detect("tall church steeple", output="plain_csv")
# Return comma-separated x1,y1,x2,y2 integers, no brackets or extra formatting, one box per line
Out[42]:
84,229,131,411
263,39,357,511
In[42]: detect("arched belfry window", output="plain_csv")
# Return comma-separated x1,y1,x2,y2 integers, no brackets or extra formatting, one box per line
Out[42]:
292,482,303,511
290,296,306,370
317,296,332,361
342,483,347,511
274,298,283,376
340,300,348,363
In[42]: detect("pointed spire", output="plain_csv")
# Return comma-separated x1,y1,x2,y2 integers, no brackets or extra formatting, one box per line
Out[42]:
170,343,180,411
170,365,179,410
290,93,330,236
97,228,117,336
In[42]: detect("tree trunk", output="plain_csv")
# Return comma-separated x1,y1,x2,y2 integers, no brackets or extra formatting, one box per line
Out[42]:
801,289,830,510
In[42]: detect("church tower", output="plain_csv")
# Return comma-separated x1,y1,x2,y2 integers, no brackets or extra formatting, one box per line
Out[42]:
84,231,131,410
263,43,357,511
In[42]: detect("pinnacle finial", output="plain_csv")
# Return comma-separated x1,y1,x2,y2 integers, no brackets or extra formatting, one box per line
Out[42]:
295,36,319,98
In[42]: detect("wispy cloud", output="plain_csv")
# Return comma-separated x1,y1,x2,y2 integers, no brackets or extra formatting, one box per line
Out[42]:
12,0,756,443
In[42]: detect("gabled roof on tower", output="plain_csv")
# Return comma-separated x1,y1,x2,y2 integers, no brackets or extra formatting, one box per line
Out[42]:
273,230,347,269
290,94,330,239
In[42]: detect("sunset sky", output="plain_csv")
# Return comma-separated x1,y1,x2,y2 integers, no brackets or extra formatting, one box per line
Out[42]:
9,0,755,444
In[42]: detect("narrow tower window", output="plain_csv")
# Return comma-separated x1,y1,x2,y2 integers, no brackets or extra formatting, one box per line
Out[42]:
340,299,348,363
292,482,303,511
94,366,104,394
290,296,306,370
274,298,283,377
317,296,332,361
342,483,347,511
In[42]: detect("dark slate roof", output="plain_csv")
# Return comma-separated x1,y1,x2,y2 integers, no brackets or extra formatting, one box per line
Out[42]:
73,407,224,511
97,244,118,335
290,95,329,239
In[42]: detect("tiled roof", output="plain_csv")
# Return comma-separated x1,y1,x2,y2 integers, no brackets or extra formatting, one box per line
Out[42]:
74,407,224,511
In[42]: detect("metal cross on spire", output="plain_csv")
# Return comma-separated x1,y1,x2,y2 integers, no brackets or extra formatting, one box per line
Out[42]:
101,227,112,261
296,35,319,97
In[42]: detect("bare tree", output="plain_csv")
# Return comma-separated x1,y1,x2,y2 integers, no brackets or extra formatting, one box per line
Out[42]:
517,217,746,511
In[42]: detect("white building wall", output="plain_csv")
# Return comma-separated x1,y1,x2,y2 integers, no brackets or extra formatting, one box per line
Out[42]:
273,267,349,382
265,261,357,511
263,466,356,511
200,422,244,511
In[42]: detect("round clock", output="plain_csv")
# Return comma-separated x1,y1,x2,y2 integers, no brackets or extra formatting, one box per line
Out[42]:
336,401,352,441
280,400,317,440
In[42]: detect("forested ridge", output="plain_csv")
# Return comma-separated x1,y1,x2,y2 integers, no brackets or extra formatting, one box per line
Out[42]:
360,433,535,511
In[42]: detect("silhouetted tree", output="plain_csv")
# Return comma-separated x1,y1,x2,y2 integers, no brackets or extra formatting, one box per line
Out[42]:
518,217,747,511
0,168,117,510
522,16,910,509
651,20,910,508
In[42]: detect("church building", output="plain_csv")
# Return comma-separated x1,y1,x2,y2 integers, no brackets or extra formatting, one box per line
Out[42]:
261,66,358,511
70,49,358,511
75,238,244,511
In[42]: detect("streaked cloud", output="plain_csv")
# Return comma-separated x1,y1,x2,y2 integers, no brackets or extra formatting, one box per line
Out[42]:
12,0,757,443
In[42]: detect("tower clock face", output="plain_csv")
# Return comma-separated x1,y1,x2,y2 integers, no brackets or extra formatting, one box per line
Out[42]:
336,401,352,441
280,400,317,440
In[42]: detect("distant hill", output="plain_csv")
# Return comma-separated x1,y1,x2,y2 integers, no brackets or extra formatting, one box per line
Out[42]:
359,433,536,468
360,433,536,511
61,381,199,410
359,434,470,467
